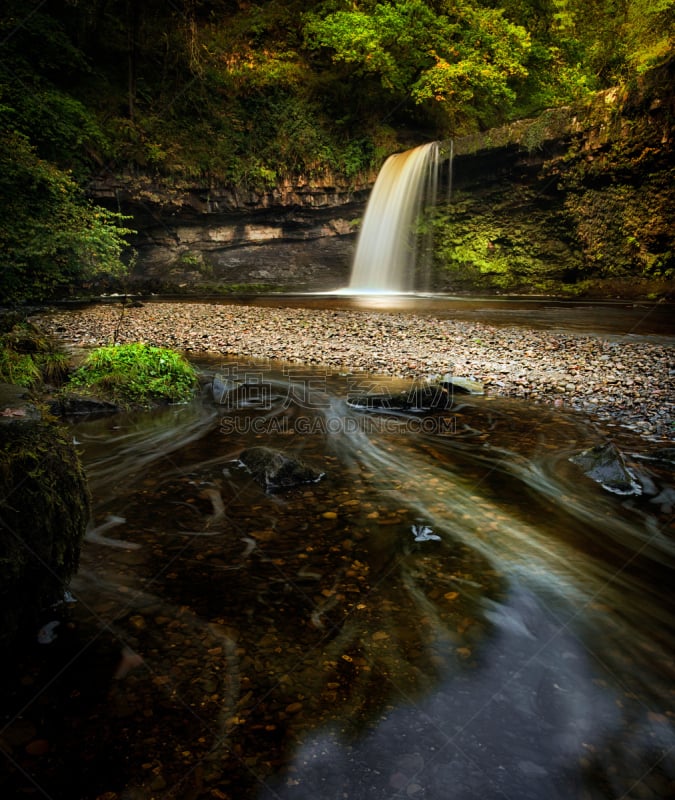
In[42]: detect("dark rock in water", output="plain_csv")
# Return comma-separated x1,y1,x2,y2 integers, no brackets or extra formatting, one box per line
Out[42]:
48,394,120,416
569,442,641,496
239,446,325,492
347,384,453,413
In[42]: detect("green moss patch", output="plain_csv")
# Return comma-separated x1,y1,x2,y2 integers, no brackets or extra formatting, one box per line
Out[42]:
66,343,198,407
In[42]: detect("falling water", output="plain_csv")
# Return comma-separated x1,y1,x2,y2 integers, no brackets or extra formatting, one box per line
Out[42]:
445,137,454,203
349,142,441,293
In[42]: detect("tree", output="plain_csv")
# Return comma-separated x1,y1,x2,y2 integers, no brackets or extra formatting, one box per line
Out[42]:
303,0,531,133
0,129,133,305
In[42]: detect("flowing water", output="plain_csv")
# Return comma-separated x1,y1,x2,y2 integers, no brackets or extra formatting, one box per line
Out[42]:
3,349,673,800
349,143,441,293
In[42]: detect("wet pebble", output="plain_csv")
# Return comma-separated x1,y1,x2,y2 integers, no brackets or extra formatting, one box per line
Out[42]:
32,302,674,441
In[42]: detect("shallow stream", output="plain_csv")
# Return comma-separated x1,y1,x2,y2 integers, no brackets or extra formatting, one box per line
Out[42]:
3,341,674,800
8,350,675,800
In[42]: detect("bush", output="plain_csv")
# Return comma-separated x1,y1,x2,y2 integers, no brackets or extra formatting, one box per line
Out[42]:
0,130,133,305
0,322,69,388
67,343,198,407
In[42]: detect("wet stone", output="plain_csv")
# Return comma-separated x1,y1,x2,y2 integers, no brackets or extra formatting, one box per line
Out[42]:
569,441,642,495
238,446,325,491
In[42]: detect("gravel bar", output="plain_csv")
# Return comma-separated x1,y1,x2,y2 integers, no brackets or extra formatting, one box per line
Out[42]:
33,301,674,441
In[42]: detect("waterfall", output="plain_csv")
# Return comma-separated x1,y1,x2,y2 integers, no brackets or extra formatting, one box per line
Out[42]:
349,141,441,294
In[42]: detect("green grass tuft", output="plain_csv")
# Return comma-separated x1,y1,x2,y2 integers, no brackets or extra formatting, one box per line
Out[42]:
67,343,198,407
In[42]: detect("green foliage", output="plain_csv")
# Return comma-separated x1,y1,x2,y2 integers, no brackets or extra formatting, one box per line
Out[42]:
304,3,435,92
500,0,675,103
7,87,107,177
0,3,108,174
0,322,69,388
67,344,198,407
9,0,629,186
303,1,531,132
177,252,205,269
0,348,43,388
0,129,134,305
625,0,675,74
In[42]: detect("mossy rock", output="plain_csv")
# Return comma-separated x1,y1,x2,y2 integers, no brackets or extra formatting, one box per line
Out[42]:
66,343,198,408
0,419,90,650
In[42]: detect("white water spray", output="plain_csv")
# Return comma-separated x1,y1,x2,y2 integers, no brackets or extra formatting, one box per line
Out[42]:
349,142,441,293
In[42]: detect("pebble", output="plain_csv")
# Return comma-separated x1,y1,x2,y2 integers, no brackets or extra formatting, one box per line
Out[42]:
32,302,674,441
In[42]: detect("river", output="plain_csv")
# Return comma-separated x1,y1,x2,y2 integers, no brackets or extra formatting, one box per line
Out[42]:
2,297,674,800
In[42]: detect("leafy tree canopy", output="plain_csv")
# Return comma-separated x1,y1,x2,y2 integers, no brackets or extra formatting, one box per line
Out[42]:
2,0,673,186
0,127,133,305
303,1,531,129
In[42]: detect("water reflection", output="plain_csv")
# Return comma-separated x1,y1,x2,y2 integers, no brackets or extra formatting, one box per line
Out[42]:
262,586,621,800
3,363,673,800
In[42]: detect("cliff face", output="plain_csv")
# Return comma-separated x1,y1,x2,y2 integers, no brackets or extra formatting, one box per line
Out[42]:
90,59,675,297
89,171,375,293
439,57,675,296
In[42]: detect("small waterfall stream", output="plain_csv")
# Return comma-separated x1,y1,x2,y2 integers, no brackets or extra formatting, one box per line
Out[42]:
349,142,442,293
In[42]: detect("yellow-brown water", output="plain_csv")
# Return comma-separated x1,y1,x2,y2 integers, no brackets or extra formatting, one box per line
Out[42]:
3,359,672,800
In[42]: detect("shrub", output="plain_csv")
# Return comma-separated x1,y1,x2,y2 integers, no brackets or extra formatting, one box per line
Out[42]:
67,343,198,407
0,348,42,388
0,322,68,388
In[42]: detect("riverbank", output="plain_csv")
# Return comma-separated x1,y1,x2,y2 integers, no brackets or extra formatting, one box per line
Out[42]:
33,301,674,441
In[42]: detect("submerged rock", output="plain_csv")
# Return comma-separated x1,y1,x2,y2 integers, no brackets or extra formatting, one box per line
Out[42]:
650,487,675,514
211,373,240,404
569,441,641,496
439,374,485,395
239,446,325,492
347,384,453,413
48,393,120,416
212,374,286,409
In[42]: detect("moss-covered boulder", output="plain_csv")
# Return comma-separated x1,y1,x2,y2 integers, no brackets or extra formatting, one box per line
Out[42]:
0,416,90,650
65,342,198,409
